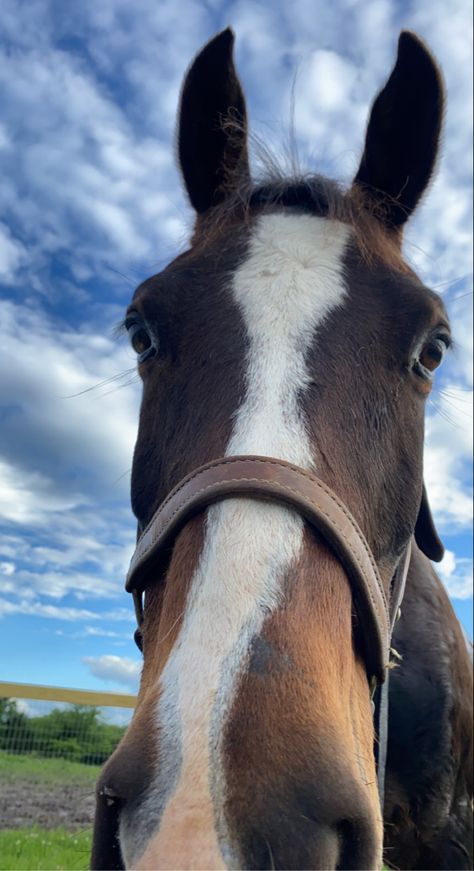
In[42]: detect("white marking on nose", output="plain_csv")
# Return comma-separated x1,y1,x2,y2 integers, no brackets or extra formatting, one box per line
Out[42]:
129,214,350,869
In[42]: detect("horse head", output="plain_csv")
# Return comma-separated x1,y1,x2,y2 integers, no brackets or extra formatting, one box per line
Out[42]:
92,29,447,870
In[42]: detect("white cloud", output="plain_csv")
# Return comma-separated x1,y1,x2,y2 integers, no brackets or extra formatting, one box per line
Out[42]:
103,607,138,622
0,598,100,621
83,654,141,691
0,508,135,587
14,699,58,718
306,50,358,111
0,223,27,283
8,568,119,602
0,1,194,295
100,707,134,725
450,293,474,388
0,596,136,623
438,549,473,600
12,697,133,724
0,300,139,501
424,386,473,531
83,626,124,638
0,459,86,525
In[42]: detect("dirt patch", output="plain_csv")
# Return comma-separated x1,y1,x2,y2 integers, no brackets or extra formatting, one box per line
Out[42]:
0,778,95,830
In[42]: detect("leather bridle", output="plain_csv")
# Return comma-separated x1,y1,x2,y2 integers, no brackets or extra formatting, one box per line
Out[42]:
125,454,411,799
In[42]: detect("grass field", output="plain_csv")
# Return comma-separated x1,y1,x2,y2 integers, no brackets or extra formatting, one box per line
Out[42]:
0,752,100,785
0,753,97,869
0,826,91,871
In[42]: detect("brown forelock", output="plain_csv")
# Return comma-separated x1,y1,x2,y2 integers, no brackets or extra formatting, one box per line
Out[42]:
223,529,381,870
300,240,449,583
383,545,473,870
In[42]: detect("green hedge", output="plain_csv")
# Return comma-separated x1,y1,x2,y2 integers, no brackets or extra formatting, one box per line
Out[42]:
0,699,126,765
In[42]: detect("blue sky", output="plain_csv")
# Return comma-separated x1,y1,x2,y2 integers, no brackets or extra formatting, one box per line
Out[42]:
0,0,472,698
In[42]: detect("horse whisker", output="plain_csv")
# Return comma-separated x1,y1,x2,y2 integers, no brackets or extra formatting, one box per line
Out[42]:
61,367,136,398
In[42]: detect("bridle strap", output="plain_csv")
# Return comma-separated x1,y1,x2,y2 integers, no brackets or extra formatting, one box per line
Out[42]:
126,455,393,684
374,539,411,802
389,539,411,634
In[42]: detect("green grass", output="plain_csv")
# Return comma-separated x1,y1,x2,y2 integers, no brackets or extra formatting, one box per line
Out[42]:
0,754,97,868
0,752,100,785
0,827,91,871
0,826,391,871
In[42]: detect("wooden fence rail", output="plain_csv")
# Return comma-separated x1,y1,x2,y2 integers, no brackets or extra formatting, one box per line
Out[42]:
0,680,136,709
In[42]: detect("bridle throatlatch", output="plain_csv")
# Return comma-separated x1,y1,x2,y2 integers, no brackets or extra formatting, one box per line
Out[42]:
125,455,411,800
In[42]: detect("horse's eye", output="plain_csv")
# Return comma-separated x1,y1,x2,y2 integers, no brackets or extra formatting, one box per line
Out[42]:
130,325,151,355
126,319,156,363
414,335,449,380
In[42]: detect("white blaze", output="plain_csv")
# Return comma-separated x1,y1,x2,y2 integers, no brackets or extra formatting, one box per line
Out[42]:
130,213,351,868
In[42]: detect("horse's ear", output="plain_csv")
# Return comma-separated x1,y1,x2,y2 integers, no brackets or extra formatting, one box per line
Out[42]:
415,484,444,562
178,28,249,214
353,31,444,229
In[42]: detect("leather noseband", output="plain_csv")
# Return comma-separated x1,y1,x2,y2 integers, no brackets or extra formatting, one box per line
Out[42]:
125,455,410,686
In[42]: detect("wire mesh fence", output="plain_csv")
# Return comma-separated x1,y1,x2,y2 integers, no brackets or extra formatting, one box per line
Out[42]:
0,682,135,766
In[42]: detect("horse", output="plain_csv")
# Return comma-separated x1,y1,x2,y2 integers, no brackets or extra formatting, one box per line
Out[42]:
91,28,473,870
384,550,473,869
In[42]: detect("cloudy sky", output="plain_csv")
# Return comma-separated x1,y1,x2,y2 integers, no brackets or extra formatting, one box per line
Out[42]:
0,0,472,699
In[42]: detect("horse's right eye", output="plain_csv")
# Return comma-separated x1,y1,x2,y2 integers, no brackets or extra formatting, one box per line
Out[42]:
413,333,450,381
126,318,157,363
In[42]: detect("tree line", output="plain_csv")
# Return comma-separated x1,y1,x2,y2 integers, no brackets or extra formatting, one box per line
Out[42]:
0,698,127,765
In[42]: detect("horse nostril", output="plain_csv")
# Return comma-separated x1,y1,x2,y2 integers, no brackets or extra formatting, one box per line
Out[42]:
91,780,124,871
99,784,122,808
336,818,376,871
91,729,154,870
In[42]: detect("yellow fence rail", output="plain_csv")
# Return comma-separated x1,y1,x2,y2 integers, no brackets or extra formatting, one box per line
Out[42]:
0,681,136,708
0,681,137,765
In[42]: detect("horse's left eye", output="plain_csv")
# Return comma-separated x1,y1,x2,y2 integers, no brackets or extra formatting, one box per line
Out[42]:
414,335,449,379
126,319,156,363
